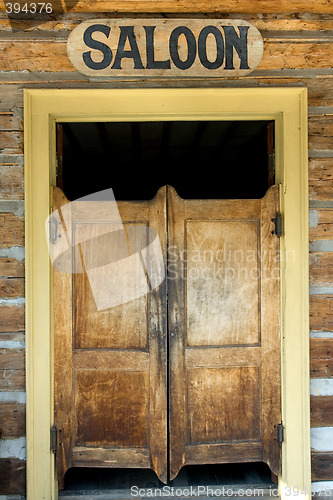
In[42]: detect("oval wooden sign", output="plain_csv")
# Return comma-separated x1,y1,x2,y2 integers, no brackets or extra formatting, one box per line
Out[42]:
67,19,263,78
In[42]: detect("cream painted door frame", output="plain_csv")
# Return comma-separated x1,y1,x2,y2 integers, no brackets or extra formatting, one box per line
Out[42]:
24,88,310,500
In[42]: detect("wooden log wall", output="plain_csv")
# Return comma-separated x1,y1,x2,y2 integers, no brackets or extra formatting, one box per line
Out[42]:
0,1,333,496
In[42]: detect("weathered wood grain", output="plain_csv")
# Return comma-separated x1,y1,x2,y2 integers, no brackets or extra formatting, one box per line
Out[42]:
168,185,281,479
0,131,23,154
0,0,332,14
309,135,333,151
0,114,22,131
186,442,263,464
310,297,333,333
2,15,333,34
0,348,25,391
309,159,333,201
53,186,168,486
310,209,333,241
0,348,25,369
0,278,24,299
0,166,24,200
0,402,26,438
0,214,24,248
310,253,333,287
311,396,333,427
312,452,333,481
72,446,150,467
0,258,24,278
0,369,25,391
0,304,25,332
0,331,24,342
0,42,73,72
0,39,333,73
310,338,333,378
309,116,333,137
0,458,26,495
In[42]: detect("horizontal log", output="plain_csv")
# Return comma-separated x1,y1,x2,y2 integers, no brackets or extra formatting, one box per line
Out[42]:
0,213,24,248
312,452,333,481
0,42,73,72
0,402,26,438
0,258,24,278
0,278,24,299
0,165,24,200
0,131,23,154
0,114,22,131
309,209,333,241
310,253,333,287
309,135,333,151
0,369,25,390
0,39,333,72
0,78,331,112
311,396,333,427
0,85,23,111
310,338,333,378
0,457,26,495
0,0,332,14
261,41,333,70
0,348,25,391
0,304,25,332
2,15,333,35
309,158,333,201
0,331,24,341
310,296,333,332
309,116,333,137
0,348,25,369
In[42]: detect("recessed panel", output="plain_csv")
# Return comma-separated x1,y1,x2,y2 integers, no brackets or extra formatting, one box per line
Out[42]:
186,221,260,346
75,370,149,447
73,222,148,349
187,367,261,444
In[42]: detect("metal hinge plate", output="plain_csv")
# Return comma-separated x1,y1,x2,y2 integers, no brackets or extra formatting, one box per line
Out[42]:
278,423,284,444
272,213,282,238
49,216,61,244
51,425,57,454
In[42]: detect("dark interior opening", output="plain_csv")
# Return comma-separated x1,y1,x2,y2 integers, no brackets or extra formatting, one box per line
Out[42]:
60,463,275,497
57,120,275,201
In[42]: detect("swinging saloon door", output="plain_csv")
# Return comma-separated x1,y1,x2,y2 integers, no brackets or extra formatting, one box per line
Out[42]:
53,186,168,486
168,186,281,479
53,185,281,487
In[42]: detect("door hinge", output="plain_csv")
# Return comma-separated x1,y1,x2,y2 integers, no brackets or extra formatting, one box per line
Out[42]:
51,425,58,454
277,423,284,444
272,213,282,238
49,216,61,244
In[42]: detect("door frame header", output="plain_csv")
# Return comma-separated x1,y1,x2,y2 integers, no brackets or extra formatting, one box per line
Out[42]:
24,87,309,499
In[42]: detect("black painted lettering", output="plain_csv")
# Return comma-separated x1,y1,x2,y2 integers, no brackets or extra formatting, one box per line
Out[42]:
169,26,196,70
144,26,171,69
222,25,250,70
112,26,144,69
198,26,224,70
82,24,112,70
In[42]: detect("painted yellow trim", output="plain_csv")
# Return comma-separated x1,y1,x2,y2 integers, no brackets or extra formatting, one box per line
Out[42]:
24,88,309,500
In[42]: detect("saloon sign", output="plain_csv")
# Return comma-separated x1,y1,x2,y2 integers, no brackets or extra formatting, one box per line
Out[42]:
68,19,264,77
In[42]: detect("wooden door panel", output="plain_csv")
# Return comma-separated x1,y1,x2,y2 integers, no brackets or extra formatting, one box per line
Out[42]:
187,366,261,443
53,187,168,487
168,185,281,480
186,220,260,346
74,369,149,447
73,222,149,349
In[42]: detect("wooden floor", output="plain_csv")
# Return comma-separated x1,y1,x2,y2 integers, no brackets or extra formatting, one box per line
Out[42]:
59,463,277,499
